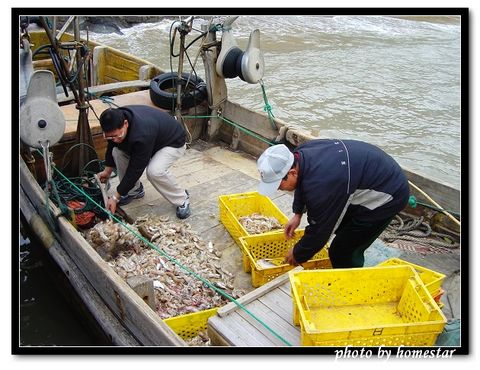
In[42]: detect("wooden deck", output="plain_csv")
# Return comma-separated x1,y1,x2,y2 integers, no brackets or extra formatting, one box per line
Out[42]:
208,269,302,346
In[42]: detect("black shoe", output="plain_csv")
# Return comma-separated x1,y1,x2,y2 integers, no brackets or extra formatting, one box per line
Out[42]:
118,183,145,206
176,190,190,219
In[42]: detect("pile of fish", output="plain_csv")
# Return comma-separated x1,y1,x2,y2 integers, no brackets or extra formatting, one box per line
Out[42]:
84,219,144,260
239,213,283,234
83,215,244,346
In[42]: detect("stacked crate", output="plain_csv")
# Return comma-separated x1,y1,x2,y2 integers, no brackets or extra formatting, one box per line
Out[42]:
219,191,331,287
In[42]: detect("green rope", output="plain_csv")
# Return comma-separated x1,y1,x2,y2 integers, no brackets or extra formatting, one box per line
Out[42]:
209,23,223,32
40,148,71,229
50,180,71,217
36,149,291,346
260,80,277,130
183,114,275,146
408,195,460,219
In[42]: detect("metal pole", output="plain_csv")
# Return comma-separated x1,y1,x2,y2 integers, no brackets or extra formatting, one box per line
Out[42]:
73,17,96,177
74,17,87,109
175,31,186,122
38,16,80,102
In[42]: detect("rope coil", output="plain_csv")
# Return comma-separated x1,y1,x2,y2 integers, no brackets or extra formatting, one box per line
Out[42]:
382,215,459,250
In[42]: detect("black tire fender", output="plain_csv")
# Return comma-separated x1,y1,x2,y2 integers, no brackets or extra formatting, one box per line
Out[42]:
149,72,207,110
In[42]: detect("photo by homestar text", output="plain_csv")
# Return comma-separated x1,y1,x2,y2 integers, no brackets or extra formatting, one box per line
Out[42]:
335,346,456,360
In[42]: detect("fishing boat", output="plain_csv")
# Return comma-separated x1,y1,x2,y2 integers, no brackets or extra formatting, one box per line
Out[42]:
17,15,463,351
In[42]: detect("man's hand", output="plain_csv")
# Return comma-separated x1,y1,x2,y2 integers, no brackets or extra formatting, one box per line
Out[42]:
107,195,119,214
284,213,302,239
284,247,298,266
97,167,113,183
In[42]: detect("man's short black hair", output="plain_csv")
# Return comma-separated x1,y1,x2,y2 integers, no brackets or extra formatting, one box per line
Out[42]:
99,108,125,132
282,155,298,180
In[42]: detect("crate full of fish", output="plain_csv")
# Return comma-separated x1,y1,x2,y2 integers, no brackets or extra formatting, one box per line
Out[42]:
239,229,331,287
288,265,447,346
163,308,218,346
218,191,289,246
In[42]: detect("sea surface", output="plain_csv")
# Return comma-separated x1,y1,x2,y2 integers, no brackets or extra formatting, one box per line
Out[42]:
19,221,106,346
84,15,462,189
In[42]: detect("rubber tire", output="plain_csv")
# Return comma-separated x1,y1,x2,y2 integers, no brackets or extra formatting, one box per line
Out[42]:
149,72,207,111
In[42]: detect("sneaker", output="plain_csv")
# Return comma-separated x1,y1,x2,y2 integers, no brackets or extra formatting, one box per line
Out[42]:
176,190,190,219
118,183,145,206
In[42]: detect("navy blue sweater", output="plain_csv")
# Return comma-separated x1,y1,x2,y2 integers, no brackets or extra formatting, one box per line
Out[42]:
292,139,409,263
104,105,186,196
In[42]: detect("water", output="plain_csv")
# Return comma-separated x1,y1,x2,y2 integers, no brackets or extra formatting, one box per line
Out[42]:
19,221,105,346
84,15,461,188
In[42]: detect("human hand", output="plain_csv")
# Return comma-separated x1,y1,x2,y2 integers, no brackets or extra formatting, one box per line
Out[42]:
284,248,298,266
97,167,113,183
284,213,302,239
107,196,118,214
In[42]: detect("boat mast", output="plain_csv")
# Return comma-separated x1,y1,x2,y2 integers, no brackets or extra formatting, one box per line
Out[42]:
38,16,96,177
174,17,193,123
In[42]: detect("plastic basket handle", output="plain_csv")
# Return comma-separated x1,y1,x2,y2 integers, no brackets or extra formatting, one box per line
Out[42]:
301,295,310,311
410,277,435,313
221,194,258,201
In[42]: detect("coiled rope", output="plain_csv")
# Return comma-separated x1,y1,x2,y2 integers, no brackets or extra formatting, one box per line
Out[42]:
381,214,459,250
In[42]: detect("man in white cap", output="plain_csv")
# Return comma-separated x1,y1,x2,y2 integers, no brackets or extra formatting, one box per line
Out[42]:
256,139,410,268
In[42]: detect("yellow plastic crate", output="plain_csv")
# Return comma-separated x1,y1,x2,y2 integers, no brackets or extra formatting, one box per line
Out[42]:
377,258,446,296
163,308,218,340
289,266,446,346
239,229,331,287
218,191,289,247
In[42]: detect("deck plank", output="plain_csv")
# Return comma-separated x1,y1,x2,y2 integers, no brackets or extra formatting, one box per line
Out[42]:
278,281,292,296
235,299,301,346
209,286,301,347
258,286,294,321
208,312,275,346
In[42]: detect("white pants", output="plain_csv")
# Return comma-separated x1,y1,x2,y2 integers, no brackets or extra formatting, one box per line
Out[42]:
112,145,187,206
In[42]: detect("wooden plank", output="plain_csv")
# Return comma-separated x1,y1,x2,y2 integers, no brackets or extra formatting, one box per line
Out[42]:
56,16,75,40
278,281,292,296
32,58,54,69
223,100,279,141
20,157,185,346
57,80,151,104
206,324,231,346
404,168,460,212
202,146,259,179
208,311,274,346
92,45,106,85
258,286,294,321
218,266,303,317
235,300,300,346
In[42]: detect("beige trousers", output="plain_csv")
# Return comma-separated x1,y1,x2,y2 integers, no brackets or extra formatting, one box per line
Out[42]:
112,145,187,206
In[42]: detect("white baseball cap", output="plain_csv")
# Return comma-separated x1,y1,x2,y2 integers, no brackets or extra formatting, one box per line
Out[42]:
257,144,294,196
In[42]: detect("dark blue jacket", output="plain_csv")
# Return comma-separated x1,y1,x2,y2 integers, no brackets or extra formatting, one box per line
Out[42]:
292,139,409,263
104,105,186,195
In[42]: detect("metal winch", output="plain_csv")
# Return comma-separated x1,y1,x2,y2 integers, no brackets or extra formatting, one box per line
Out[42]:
215,16,265,84
20,69,66,181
